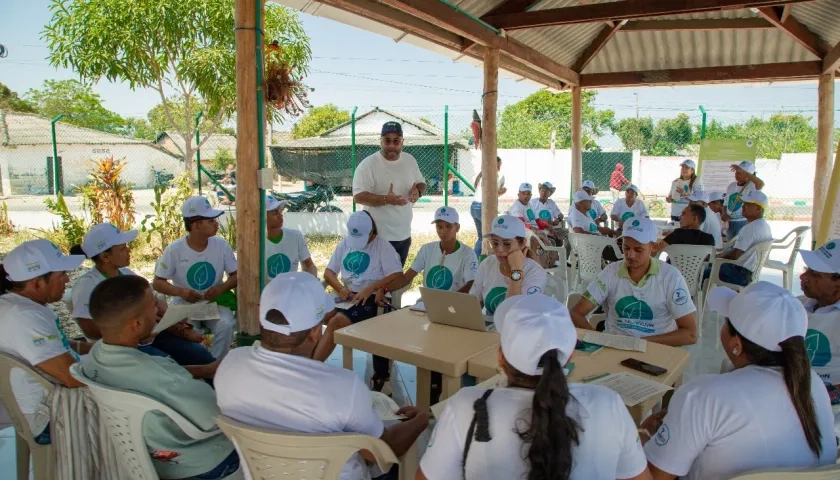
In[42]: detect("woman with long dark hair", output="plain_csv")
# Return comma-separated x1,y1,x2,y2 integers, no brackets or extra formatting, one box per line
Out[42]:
643,282,836,479
665,159,702,223
418,295,652,480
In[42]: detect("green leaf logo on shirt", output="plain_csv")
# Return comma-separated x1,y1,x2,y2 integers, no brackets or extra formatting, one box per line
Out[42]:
343,251,371,276
485,286,508,315
426,265,454,291
621,211,635,222
589,223,598,233
186,261,216,290
267,253,292,278
728,193,743,214
526,209,536,221
614,296,654,334
538,210,552,221
588,209,597,220
806,328,832,367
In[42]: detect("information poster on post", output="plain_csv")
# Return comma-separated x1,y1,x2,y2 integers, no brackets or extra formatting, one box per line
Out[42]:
697,139,757,192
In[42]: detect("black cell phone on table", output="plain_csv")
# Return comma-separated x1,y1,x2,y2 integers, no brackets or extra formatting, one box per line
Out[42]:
620,358,667,376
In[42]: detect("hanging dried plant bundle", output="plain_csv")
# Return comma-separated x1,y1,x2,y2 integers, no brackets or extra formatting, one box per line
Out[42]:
264,41,309,116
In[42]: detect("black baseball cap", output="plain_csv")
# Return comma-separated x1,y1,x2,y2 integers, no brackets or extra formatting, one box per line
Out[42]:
381,121,403,136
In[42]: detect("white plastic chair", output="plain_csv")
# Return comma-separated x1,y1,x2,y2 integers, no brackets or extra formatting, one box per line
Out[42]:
703,241,774,310
659,244,715,332
763,226,810,291
567,233,622,292
0,353,55,480
526,230,569,301
69,364,241,480
566,293,605,329
729,464,840,479
215,415,401,480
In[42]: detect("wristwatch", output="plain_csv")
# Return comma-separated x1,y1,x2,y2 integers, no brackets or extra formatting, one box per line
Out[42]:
510,270,523,281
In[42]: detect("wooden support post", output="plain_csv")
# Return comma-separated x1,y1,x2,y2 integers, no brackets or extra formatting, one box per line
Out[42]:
571,86,583,192
481,47,500,256
234,0,261,334
814,73,835,246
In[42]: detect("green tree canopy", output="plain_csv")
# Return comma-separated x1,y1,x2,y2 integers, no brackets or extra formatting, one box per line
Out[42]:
615,113,693,156
44,0,311,170
498,90,615,150
291,104,350,139
0,82,36,113
24,79,125,133
699,114,818,159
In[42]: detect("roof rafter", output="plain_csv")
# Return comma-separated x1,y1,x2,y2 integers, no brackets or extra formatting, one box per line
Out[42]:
461,0,542,55
483,0,816,31
621,18,774,31
823,41,840,74
756,6,830,58
572,21,626,73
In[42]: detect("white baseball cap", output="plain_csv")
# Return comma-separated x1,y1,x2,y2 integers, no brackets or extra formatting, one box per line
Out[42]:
800,239,840,274
687,190,708,203
432,206,459,224
707,191,726,202
708,282,807,352
259,273,334,335
81,223,138,258
518,183,533,193
2,239,85,282
181,195,225,219
573,190,595,204
741,190,769,210
582,180,596,190
738,161,756,175
496,295,576,375
346,211,373,249
266,195,289,212
491,215,526,239
538,182,555,192
680,159,697,170
625,184,640,195
622,217,658,244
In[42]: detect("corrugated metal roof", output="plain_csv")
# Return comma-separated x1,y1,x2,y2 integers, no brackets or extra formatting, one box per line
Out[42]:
0,112,148,147
792,1,840,46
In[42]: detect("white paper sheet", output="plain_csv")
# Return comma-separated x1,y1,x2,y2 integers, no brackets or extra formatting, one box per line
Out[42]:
410,301,426,312
371,392,407,421
430,374,507,419
153,302,220,334
588,372,673,407
581,332,647,352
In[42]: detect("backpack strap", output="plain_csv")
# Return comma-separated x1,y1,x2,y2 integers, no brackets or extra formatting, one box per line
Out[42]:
462,389,494,479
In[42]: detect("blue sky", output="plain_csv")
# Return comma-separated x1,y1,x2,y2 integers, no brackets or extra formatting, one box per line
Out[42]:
1,0,837,143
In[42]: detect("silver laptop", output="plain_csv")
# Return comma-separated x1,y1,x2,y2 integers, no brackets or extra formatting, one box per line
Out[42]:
419,287,489,332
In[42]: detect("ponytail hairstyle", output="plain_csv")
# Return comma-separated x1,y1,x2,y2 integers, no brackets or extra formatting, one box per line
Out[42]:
688,172,698,191
727,320,822,457
0,265,51,295
515,236,538,261
509,349,582,480
69,244,109,264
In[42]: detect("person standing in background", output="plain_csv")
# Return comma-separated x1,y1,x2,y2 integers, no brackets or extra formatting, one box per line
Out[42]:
666,159,703,223
352,121,426,266
471,156,506,257
723,161,765,240
610,163,631,202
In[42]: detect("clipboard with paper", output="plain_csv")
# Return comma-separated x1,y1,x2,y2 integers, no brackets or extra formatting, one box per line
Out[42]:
153,302,220,334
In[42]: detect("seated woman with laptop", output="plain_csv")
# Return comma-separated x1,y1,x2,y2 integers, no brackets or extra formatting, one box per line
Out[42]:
469,215,546,329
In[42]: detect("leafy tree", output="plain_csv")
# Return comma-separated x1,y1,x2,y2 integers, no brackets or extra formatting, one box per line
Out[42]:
24,79,125,133
498,90,615,150
614,117,654,152
121,118,158,140
291,104,350,139
44,0,311,171
615,113,693,155
0,82,36,113
698,114,818,159
210,147,236,172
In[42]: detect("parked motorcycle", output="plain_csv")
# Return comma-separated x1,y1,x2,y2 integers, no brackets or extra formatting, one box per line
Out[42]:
272,185,342,213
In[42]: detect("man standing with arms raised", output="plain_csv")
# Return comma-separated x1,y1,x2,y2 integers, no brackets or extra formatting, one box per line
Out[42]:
353,121,426,266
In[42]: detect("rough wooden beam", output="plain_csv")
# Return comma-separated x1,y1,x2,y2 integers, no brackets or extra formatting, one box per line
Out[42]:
781,4,792,22
462,1,543,55
573,21,625,73
580,61,822,87
621,18,774,31
480,47,499,256
377,0,579,85
814,73,835,241
571,86,583,191
483,0,815,30
757,6,830,58
824,41,840,74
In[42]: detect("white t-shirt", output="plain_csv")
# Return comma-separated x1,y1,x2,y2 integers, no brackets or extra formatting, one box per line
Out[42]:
725,181,758,222
420,384,648,480
645,366,836,480
529,198,561,222
568,201,606,225
71,267,137,320
468,255,546,317
410,242,477,292
155,236,238,304
326,236,402,293
265,228,311,280
700,206,723,249
567,207,602,235
611,198,649,224
732,218,773,272
801,297,840,385
216,346,384,480
352,151,425,241
474,174,505,203
0,293,79,434
508,200,537,228
669,178,704,217
584,260,696,337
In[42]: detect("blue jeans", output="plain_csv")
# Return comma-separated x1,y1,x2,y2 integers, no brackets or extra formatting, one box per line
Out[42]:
340,296,392,379
471,201,483,256
704,263,752,287
188,450,240,480
727,219,747,240
152,331,216,365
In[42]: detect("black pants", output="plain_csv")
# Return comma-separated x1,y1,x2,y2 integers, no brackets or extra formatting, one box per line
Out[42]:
389,238,412,267
341,296,391,379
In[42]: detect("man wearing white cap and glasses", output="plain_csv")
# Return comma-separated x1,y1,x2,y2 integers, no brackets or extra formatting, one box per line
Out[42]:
265,195,317,279
723,160,765,240
418,295,651,480
216,273,429,480
665,159,702,223
153,196,238,359
686,190,723,249
798,239,840,387
508,183,538,229
712,190,773,287
611,184,649,230
571,218,698,347
0,239,86,445
642,282,836,480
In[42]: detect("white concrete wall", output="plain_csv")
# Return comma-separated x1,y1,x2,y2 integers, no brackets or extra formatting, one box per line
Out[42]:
461,148,573,199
